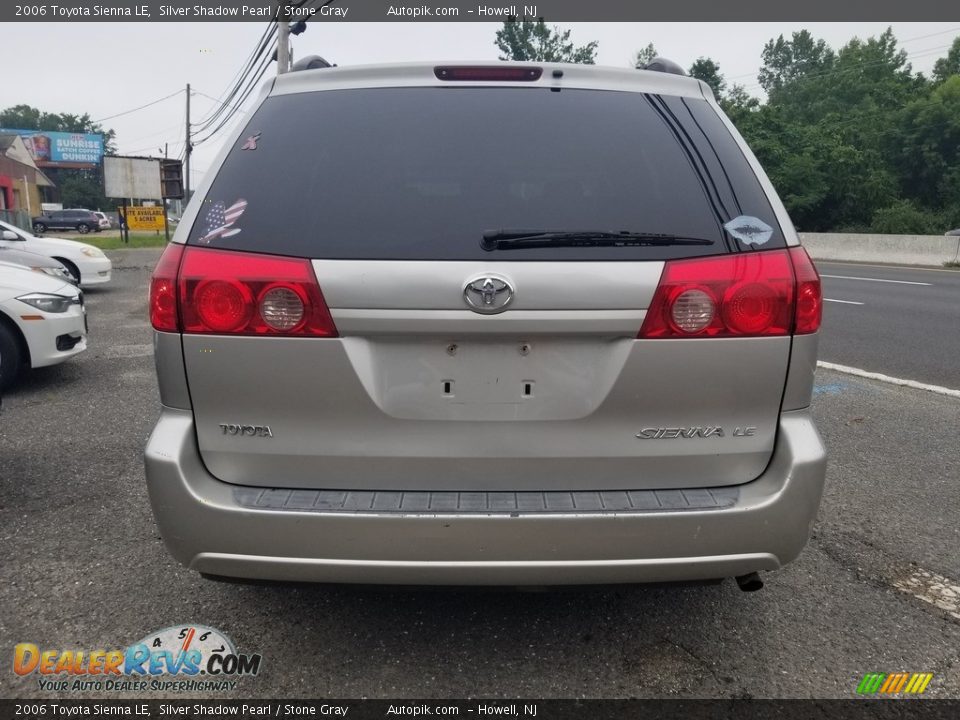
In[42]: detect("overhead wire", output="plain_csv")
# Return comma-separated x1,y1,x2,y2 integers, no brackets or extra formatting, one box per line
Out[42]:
92,89,184,123
190,21,276,134
191,35,277,146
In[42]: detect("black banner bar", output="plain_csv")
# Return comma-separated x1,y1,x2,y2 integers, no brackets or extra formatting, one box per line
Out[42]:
3,0,960,22
2,700,960,720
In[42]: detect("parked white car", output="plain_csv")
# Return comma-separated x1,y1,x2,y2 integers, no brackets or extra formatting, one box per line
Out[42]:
0,219,112,287
0,247,77,285
0,262,87,390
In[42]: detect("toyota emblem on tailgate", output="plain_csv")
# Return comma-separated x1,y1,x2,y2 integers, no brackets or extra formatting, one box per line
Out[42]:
463,275,515,314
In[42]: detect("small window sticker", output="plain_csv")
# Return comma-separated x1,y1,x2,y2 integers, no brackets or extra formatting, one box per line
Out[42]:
241,132,261,151
197,199,248,244
724,215,773,246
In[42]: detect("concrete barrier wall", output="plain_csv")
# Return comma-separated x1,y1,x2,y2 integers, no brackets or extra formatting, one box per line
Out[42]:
800,233,960,266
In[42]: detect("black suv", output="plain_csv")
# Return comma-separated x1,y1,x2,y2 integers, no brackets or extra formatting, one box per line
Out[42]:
32,210,102,234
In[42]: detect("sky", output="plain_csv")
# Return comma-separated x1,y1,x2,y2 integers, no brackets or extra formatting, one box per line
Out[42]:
5,21,960,189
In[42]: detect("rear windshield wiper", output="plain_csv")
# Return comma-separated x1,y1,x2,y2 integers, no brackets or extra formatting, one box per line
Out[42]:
481,229,715,251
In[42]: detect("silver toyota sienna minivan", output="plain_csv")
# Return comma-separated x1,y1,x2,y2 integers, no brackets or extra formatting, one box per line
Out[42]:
145,61,826,588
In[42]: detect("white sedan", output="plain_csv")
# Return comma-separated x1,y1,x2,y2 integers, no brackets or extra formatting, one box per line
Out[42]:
0,219,112,288
0,262,87,390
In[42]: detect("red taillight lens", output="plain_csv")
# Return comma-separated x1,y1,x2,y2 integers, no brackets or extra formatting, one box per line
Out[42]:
177,247,338,337
789,246,822,334
149,243,185,332
193,279,253,332
639,250,795,338
722,282,780,334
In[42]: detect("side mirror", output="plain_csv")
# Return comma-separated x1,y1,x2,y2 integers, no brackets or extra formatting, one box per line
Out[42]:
1,230,21,241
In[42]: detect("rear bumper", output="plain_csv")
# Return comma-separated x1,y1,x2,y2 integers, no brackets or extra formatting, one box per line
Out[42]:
144,409,826,585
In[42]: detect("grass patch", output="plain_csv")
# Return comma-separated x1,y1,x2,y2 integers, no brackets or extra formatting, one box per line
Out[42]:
79,232,171,250
943,261,960,269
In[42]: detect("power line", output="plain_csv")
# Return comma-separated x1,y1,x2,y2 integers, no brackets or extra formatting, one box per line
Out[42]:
190,22,276,133
192,37,276,146
190,36,274,136
192,89,245,116
92,89,184,123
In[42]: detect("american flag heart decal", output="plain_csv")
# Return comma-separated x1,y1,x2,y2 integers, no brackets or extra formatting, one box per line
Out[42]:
198,199,248,244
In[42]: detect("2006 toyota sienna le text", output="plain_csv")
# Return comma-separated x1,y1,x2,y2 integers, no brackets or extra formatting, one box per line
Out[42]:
145,61,827,588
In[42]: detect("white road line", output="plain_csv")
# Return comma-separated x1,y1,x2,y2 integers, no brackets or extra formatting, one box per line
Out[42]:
820,274,932,286
894,568,960,620
823,298,864,305
817,361,960,399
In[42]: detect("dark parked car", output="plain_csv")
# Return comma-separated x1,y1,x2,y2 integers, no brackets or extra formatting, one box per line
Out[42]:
32,210,102,235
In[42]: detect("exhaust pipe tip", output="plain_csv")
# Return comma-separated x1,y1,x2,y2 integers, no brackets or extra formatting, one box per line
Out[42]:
735,572,764,592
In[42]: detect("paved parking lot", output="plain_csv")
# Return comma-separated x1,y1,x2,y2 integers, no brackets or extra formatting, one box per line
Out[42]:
1,248,958,700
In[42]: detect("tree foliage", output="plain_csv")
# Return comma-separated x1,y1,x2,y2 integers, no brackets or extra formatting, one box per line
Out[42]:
632,43,658,69
690,29,959,233
495,17,597,64
932,36,960,84
689,57,727,97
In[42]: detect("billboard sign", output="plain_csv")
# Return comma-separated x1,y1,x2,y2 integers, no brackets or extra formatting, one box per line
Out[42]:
0,128,104,168
104,156,162,200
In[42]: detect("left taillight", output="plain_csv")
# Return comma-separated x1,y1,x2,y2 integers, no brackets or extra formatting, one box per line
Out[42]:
150,242,185,332
149,244,339,337
177,246,338,337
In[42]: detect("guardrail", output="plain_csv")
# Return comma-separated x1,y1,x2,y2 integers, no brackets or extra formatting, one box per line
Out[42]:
799,233,960,266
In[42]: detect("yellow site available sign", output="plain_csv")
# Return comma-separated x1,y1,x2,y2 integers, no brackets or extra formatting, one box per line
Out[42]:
122,206,165,231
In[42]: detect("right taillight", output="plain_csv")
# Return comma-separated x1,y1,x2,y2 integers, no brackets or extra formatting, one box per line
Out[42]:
789,246,822,334
639,247,821,339
149,245,338,337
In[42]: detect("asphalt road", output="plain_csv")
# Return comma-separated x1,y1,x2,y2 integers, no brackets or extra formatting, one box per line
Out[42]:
815,261,960,389
1,249,958,701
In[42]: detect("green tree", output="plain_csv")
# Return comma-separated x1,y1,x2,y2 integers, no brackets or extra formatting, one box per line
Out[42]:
932,36,960,84
495,17,598,64
632,43,658,68
758,30,835,99
720,84,760,123
688,57,727,97
870,199,943,234
893,75,960,209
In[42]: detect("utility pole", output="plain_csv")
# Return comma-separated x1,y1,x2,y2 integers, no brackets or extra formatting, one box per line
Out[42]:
161,142,170,242
276,1,291,75
184,83,191,201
